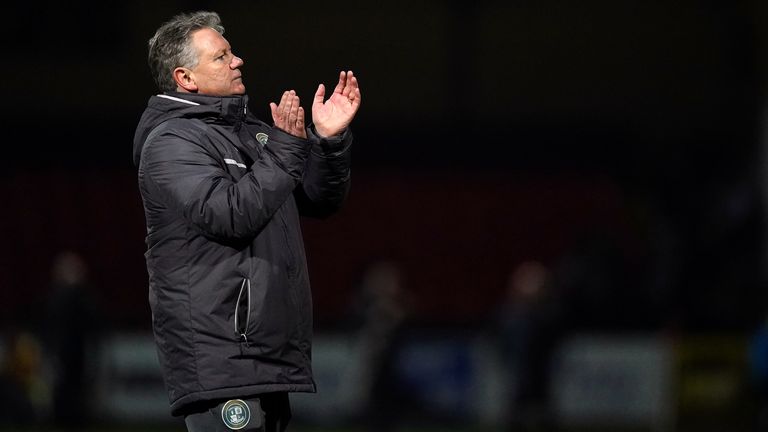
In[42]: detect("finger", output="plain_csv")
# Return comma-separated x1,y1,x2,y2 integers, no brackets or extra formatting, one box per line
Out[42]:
351,88,362,109
313,83,325,105
278,90,288,108
297,106,305,128
282,90,294,118
346,74,360,106
288,94,299,125
276,91,289,120
333,70,346,95
341,70,354,98
348,73,359,92
270,102,279,124
294,94,301,116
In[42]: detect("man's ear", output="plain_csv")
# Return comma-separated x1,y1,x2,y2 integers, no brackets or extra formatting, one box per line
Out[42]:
173,67,198,92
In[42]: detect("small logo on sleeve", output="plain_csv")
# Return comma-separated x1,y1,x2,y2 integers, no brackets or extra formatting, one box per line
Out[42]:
221,399,250,430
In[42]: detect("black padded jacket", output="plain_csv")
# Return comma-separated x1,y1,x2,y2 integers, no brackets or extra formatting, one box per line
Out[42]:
132,92,351,416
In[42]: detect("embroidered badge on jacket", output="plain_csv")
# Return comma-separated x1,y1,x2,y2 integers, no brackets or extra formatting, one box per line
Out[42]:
255,133,268,146
221,399,250,430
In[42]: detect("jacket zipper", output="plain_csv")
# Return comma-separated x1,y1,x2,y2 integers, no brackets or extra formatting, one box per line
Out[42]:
234,278,251,345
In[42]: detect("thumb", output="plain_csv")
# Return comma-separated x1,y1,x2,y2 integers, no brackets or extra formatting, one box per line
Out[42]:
313,84,325,105
269,102,278,122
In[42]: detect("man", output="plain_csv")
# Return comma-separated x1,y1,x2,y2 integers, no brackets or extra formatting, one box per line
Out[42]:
132,10,360,432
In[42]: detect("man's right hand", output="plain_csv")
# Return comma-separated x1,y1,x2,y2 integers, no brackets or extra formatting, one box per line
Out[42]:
270,90,307,139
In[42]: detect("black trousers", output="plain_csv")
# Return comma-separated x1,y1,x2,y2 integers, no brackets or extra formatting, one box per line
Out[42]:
184,392,291,432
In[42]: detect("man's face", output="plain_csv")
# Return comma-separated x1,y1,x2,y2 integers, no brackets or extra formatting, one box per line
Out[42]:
186,27,245,96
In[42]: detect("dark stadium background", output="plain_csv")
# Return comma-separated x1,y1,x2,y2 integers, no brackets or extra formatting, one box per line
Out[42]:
1,1,768,431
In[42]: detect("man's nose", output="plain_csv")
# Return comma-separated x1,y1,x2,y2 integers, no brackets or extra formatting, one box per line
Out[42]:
231,55,244,68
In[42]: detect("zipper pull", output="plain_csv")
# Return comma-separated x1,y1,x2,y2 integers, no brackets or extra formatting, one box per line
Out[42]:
234,278,251,344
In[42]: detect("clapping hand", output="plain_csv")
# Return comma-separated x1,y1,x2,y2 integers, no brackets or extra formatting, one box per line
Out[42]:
270,90,307,139
312,71,361,138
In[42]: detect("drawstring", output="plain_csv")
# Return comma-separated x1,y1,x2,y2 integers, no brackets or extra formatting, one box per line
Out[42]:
234,278,251,343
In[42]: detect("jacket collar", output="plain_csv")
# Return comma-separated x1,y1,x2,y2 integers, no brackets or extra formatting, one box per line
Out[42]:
161,92,249,126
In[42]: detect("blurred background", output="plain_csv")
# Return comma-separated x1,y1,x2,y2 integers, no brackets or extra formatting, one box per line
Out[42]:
2,0,768,431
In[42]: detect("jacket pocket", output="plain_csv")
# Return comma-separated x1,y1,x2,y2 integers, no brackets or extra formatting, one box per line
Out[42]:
234,278,251,344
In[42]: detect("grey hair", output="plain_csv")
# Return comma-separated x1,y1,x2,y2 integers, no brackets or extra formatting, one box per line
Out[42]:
148,11,225,92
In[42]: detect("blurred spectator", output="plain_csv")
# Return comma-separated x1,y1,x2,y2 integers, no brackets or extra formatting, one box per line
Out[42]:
345,259,415,432
45,250,100,429
495,260,563,431
0,330,47,427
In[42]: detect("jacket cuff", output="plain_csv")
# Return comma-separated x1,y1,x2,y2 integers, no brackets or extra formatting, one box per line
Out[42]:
307,125,351,157
264,127,311,178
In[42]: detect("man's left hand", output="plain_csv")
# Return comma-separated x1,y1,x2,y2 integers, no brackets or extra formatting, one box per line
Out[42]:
270,90,307,139
312,71,361,138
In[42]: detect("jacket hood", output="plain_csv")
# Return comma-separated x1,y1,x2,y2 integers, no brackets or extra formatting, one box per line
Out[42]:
132,92,250,166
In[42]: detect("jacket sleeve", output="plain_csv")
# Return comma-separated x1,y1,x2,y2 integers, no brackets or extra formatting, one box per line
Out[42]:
140,122,309,241
294,126,352,218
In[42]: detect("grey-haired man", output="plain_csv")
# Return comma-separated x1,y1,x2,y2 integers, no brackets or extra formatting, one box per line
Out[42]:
133,10,360,432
